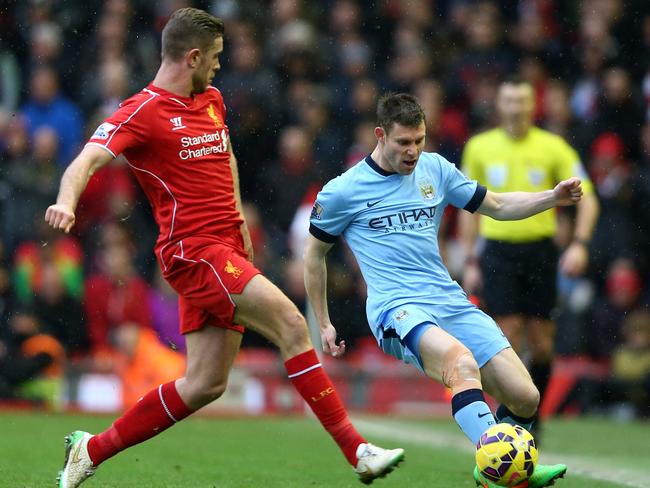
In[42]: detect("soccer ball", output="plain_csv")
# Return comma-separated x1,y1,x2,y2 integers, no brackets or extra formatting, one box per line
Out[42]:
475,423,538,487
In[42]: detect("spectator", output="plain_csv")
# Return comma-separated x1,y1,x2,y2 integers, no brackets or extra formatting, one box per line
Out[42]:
0,307,65,407
20,65,83,165
261,125,322,236
446,1,515,111
566,309,650,419
0,39,20,113
84,222,153,363
593,66,645,160
113,323,185,409
588,132,635,276
5,125,61,245
33,257,87,356
12,234,84,306
587,259,648,357
541,79,591,154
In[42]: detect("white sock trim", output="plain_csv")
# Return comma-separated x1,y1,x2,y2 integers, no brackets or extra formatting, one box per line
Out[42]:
158,384,178,423
287,363,322,378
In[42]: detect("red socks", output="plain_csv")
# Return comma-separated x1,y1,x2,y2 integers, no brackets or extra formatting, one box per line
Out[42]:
285,349,365,466
88,381,193,465
88,352,363,468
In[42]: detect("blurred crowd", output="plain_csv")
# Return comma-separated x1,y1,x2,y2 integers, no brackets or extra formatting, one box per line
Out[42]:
0,0,649,415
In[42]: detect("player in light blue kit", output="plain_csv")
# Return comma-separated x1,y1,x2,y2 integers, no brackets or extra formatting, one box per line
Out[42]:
303,93,579,488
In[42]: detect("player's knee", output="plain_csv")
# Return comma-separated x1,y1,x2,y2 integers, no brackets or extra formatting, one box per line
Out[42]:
522,385,540,416
277,308,310,346
511,384,540,418
442,344,480,390
184,376,228,407
197,379,228,405
455,350,480,379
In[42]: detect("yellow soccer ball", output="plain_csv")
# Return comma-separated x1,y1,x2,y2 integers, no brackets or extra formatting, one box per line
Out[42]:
475,423,538,487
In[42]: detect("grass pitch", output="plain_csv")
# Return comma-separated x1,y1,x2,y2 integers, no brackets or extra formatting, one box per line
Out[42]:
0,411,647,487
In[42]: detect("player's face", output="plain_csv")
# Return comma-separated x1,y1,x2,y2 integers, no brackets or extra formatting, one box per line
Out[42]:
497,83,535,136
192,36,223,94
377,122,426,175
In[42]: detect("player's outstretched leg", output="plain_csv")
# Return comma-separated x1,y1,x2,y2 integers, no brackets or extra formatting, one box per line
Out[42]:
233,275,404,483
473,464,567,488
286,349,404,483
408,325,498,444
57,327,241,487
479,348,567,487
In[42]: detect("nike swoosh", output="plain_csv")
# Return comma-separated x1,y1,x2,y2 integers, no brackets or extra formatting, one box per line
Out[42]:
367,200,383,207
71,443,82,464
478,412,492,418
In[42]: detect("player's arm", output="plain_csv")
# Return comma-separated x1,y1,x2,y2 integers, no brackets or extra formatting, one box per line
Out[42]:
303,234,345,357
458,139,483,292
560,191,599,276
459,209,482,293
228,141,253,261
552,139,600,275
45,144,114,233
477,177,583,221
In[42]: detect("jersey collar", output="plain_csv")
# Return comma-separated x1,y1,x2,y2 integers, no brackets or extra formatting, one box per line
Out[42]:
146,83,195,104
365,155,396,177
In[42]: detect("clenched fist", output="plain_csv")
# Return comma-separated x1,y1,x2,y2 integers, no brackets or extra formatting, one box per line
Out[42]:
45,204,76,233
553,177,583,206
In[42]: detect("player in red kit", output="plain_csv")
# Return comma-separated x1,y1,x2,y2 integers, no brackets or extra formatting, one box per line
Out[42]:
46,8,403,488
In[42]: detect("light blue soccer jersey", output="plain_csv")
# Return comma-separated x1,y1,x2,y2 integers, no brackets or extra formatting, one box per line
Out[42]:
310,152,487,336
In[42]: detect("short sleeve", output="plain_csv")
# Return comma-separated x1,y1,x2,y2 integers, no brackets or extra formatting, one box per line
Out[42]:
440,154,486,212
309,179,353,243
553,137,595,195
208,86,228,121
86,91,155,158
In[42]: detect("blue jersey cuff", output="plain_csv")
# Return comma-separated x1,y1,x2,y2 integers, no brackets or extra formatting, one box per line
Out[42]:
464,184,487,213
309,223,339,243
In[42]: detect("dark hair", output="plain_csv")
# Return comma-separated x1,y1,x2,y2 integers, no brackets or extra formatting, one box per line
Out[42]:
377,93,425,133
161,8,225,61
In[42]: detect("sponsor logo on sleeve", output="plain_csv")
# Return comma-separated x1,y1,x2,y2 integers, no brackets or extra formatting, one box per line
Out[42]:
92,122,116,140
311,202,324,220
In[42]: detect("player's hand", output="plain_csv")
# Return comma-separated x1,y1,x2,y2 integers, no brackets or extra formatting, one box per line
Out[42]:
321,323,346,358
44,203,76,233
553,177,583,206
560,241,589,277
462,260,482,294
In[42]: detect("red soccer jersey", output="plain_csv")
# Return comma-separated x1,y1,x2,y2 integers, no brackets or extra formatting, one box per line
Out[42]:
87,84,243,271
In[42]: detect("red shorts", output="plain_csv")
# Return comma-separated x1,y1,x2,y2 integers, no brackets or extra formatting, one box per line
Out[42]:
162,236,260,335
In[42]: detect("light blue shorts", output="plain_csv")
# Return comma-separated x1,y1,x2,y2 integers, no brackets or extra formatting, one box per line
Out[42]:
375,301,510,372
